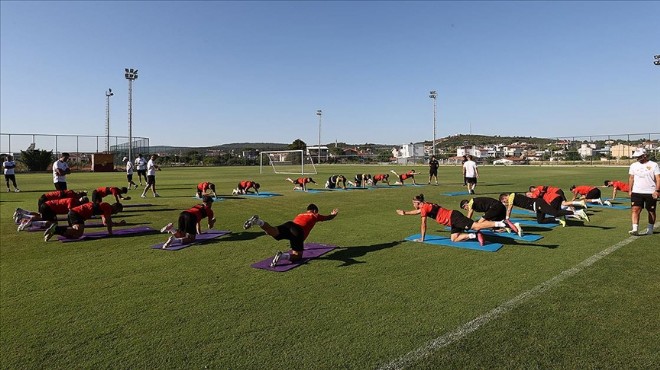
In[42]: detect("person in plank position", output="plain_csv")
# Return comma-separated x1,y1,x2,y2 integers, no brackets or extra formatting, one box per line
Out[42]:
44,202,124,241
325,175,347,190
243,204,338,267
603,180,629,205
197,181,218,198
397,194,522,246
286,177,316,192
17,196,89,231
159,195,216,248
372,173,390,186
92,186,130,204
390,169,416,185
233,180,260,195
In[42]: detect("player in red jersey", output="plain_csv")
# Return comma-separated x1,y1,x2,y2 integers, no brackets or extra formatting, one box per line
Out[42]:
397,194,522,245
92,186,130,204
233,180,260,195
570,185,604,205
16,196,89,231
44,202,124,241
286,177,316,192
372,173,390,186
243,203,338,267
196,181,217,198
159,195,216,248
391,169,417,185
603,180,630,204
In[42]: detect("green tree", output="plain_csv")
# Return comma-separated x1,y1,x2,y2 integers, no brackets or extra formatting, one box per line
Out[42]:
19,149,53,171
288,139,307,150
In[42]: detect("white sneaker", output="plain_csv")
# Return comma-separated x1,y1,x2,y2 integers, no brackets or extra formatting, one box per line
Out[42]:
244,215,259,229
162,235,175,249
44,223,57,242
514,222,523,237
628,230,639,236
647,228,654,235
14,189,20,193
579,200,587,208
558,219,566,227
576,209,590,222
140,194,146,198
160,222,173,233
17,219,31,231
13,208,24,220
596,198,604,206
604,200,612,207
270,251,283,267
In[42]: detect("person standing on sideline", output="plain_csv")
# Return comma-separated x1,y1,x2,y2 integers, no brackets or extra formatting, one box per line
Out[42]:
134,154,147,186
159,195,216,248
243,204,338,267
123,157,138,190
52,152,71,190
428,155,439,185
3,154,20,192
462,155,478,194
141,154,161,198
628,148,660,236
461,155,468,187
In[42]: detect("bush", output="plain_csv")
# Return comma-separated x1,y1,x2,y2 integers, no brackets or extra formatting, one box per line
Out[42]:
20,149,54,171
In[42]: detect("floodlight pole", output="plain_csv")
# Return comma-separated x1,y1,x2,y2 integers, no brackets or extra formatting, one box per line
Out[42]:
105,88,113,153
316,110,322,164
654,55,660,66
429,90,437,156
124,68,138,161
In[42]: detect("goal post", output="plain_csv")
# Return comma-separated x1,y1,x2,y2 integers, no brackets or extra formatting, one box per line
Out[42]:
260,150,318,175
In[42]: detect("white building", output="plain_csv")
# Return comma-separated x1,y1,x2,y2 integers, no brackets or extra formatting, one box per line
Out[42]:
393,142,425,164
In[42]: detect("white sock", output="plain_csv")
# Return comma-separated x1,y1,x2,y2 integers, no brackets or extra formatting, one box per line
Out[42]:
632,224,638,232
467,233,477,239
494,221,505,227
255,219,264,227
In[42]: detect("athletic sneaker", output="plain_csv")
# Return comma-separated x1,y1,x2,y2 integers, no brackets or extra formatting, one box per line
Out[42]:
154,193,161,197
596,198,604,206
14,189,20,193
475,232,485,246
628,230,639,236
6,188,9,192
17,218,31,232
270,251,283,267
44,223,57,242
140,194,146,198
579,200,587,208
160,222,173,233
504,219,521,236
13,208,25,220
576,209,590,222
604,200,612,207
558,219,566,227
244,215,259,230
646,227,654,235
162,235,175,249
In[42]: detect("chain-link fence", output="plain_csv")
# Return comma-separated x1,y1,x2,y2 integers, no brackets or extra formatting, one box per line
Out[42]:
1,133,149,171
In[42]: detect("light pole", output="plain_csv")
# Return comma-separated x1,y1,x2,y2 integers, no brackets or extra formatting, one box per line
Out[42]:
429,90,437,156
124,68,138,161
105,88,113,153
654,55,660,66
316,110,322,164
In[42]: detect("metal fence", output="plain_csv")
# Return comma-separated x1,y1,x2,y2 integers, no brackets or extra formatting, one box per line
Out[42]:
0,133,149,170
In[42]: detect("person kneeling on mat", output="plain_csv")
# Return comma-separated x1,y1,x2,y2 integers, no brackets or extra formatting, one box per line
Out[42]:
44,202,124,241
243,203,339,267
160,195,216,249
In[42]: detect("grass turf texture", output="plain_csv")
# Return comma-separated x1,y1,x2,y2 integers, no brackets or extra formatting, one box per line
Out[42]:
1,165,658,369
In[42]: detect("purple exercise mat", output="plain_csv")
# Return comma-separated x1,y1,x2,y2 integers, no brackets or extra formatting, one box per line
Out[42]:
27,222,104,232
251,243,337,272
151,230,231,251
57,226,156,242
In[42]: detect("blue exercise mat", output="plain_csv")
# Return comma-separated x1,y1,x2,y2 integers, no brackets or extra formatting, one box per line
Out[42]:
443,191,471,196
509,218,560,228
241,191,281,198
294,189,323,194
405,234,503,252
443,227,543,242
192,196,224,201
510,209,535,216
588,203,629,210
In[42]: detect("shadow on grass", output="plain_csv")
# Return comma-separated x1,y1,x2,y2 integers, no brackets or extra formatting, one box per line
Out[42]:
320,241,402,267
484,235,559,249
121,208,178,213
221,231,265,242
122,203,154,208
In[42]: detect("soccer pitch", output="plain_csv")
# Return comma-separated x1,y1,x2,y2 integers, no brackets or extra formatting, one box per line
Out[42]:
1,165,658,369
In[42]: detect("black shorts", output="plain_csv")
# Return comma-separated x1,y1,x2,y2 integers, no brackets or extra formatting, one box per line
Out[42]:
4,174,16,182
630,193,657,211
483,203,507,221
127,174,133,181
67,211,85,226
429,169,438,176
147,175,156,185
39,203,58,222
91,190,102,203
177,211,198,235
275,221,305,251
466,177,477,185
54,181,67,191
585,188,601,199
449,210,474,234
137,169,147,177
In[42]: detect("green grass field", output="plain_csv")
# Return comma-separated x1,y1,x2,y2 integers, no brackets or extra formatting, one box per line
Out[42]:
1,165,658,369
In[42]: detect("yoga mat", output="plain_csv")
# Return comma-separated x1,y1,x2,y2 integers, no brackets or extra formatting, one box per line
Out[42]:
192,196,224,201
57,226,156,242
442,227,543,242
508,218,560,228
589,203,629,210
405,234,502,252
241,192,281,197
510,209,535,215
294,189,323,194
27,222,105,232
151,230,231,251
443,191,471,196
251,243,337,272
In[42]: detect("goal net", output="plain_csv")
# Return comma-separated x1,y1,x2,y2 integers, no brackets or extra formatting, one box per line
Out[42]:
260,150,318,175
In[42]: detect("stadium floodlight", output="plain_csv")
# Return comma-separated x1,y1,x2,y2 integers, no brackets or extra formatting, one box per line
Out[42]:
316,110,322,164
105,88,114,153
125,68,138,161
654,55,660,66
429,90,437,156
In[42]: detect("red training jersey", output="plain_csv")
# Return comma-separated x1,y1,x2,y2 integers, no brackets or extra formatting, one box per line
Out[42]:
197,182,212,192
611,181,630,192
373,174,387,181
401,171,415,180
43,190,77,201
185,204,214,223
295,177,312,185
293,211,331,240
573,186,595,195
44,198,82,214
239,181,256,190
95,187,121,198
70,202,113,220
420,202,452,226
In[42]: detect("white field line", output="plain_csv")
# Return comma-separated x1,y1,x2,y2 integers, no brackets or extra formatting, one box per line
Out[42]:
378,232,653,370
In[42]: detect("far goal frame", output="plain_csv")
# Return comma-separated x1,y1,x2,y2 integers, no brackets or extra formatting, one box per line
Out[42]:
259,150,318,175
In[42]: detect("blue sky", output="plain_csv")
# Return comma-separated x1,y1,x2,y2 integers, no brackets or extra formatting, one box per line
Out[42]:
1,1,659,149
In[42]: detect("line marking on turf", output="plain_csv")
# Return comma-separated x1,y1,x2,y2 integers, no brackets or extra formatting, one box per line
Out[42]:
378,231,652,370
